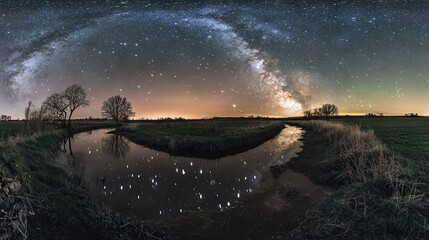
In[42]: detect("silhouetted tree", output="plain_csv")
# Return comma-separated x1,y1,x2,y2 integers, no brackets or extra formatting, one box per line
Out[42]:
63,84,89,128
405,113,418,117
304,104,339,119
101,95,135,122
43,84,89,128
303,110,312,118
321,103,338,119
312,108,322,118
43,93,68,127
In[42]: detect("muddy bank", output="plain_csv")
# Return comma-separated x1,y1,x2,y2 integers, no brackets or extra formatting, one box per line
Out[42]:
271,124,339,187
287,129,340,186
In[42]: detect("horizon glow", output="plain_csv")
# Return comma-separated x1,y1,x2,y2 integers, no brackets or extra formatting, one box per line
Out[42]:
1,1,429,119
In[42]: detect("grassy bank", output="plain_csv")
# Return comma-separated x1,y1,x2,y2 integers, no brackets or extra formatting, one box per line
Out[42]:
0,121,27,140
0,120,122,140
112,119,285,158
0,121,166,239
335,117,429,190
286,120,428,239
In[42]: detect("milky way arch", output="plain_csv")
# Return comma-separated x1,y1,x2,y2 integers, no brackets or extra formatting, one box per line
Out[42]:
2,1,428,117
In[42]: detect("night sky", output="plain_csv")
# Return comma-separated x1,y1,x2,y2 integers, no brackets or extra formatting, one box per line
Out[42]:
1,0,429,119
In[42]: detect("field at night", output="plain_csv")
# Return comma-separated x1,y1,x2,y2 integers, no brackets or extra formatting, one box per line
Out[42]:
337,117,429,189
1,1,428,240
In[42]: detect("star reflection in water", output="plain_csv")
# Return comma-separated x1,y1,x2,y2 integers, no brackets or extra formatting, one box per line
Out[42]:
56,126,303,219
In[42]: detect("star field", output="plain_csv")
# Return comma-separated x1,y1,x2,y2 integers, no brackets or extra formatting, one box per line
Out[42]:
1,0,429,118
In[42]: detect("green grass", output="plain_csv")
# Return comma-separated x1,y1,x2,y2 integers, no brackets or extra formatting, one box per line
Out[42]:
129,119,281,136
287,119,429,240
112,119,285,158
335,117,429,188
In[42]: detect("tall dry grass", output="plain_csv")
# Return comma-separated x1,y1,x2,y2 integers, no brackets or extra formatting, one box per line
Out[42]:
299,120,403,185
290,120,428,239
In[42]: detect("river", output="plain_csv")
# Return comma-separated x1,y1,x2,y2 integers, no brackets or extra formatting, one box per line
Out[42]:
55,125,326,238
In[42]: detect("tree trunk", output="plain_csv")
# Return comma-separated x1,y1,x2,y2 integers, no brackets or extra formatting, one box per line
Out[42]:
63,112,68,128
68,110,74,129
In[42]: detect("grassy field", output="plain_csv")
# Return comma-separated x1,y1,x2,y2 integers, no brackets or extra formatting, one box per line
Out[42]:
112,119,285,158
286,119,429,239
335,117,429,188
0,120,122,140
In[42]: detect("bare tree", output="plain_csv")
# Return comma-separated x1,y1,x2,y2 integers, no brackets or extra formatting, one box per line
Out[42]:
303,110,312,118
42,84,89,129
312,108,322,118
321,103,338,119
63,84,89,128
43,93,68,127
304,104,339,119
101,95,135,122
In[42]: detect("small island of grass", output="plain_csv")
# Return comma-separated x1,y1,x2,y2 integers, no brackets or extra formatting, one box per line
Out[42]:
111,118,285,158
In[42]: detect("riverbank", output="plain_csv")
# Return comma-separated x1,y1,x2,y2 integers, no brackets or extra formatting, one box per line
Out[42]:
285,120,428,239
270,125,336,185
111,119,285,158
0,121,166,239
334,117,429,191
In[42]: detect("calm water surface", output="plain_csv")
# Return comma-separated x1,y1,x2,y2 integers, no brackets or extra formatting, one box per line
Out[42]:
56,125,306,220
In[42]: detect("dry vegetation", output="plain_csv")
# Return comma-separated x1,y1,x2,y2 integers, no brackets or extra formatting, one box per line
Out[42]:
289,120,428,239
0,121,165,239
304,120,402,184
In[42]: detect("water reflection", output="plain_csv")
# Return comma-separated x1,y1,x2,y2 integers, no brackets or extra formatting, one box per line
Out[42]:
56,126,304,220
57,137,86,177
102,135,131,159
59,137,73,156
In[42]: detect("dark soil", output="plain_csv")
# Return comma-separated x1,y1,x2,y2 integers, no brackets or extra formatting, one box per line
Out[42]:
288,129,337,185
